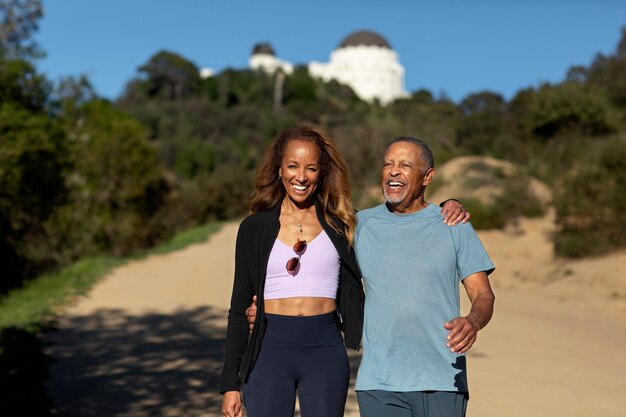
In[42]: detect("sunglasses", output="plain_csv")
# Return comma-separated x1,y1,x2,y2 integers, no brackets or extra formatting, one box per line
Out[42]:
286,240,307,276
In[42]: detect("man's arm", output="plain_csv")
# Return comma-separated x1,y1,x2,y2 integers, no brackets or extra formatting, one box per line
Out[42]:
444,271,495,353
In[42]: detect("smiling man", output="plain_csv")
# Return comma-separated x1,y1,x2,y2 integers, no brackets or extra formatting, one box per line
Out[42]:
354,137,496,417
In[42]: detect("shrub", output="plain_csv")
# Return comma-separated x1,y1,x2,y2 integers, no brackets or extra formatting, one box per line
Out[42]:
462,197,508,230
460,175,546,230
553,139,626,257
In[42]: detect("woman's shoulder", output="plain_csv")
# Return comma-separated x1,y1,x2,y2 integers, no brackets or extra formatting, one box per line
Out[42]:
239,207,278,231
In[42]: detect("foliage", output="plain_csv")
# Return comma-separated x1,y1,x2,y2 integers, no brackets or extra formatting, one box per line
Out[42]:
0,103,68,287
0,0,43,59
388,90,460,152
459,197,508,230
456,173,546,230
528,82,617,139
135,50,202,100
0,58,50,110
53,99,170,258
586,27,626,109
456,91,506,154
553,138,626,257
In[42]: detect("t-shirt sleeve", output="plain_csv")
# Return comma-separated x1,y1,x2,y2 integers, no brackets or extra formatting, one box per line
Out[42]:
453,222,495,280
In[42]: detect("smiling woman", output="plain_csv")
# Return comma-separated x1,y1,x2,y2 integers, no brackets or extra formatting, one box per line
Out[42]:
219,125,364,417
278,140,321,209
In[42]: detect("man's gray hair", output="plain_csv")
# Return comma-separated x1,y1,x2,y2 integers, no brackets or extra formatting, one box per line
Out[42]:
385,136,434,174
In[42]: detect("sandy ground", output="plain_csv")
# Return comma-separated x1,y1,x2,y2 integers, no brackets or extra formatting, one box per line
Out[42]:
46,215,626,417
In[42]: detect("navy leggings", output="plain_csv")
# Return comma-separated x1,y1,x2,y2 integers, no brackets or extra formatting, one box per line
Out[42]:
243,312,350,417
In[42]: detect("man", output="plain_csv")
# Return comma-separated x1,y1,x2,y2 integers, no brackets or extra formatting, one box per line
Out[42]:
354,136,495,417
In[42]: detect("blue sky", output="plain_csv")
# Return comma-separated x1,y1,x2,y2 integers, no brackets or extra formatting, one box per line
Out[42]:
36,1,625,103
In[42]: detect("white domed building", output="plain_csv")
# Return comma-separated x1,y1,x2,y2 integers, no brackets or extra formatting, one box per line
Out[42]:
308,30,407,104
249,42,293,75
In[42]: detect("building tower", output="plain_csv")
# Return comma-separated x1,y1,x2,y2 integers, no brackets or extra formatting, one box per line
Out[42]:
249,42,293,75
308,30,407,104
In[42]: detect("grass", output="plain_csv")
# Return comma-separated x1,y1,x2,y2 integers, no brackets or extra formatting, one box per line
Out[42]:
0,222,222,331
0,257,123,332
0,222,222,416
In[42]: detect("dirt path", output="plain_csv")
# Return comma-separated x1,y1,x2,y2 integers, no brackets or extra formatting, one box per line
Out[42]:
46,219,626,417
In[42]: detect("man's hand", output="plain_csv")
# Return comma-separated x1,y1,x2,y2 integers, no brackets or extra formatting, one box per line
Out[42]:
441,199,470,226
445,271,495,354
246,295,257,333
444,314,480,353
222,391,243,417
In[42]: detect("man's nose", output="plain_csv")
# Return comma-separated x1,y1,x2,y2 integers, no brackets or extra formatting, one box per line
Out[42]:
388,164,401,176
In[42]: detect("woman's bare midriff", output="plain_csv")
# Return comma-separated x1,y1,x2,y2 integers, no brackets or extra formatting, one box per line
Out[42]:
265,297,336,316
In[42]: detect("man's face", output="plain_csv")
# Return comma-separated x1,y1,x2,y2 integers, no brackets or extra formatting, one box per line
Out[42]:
381,141,434,212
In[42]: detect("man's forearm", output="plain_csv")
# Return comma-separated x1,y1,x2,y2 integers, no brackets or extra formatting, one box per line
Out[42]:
466,291,495,331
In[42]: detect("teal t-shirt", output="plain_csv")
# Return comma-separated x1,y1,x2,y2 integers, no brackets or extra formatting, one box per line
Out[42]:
354,203,495,392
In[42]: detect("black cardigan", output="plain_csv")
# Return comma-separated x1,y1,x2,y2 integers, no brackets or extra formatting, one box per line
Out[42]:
219,203,364,393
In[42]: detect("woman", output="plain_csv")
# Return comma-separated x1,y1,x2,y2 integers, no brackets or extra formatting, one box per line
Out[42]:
220,126,467,417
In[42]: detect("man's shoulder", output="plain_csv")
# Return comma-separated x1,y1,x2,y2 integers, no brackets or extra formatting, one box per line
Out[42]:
449,218,479,236
356,204,386,224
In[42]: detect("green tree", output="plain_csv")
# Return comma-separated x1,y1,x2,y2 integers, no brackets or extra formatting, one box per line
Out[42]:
0,0,43,59
528,82,617,139
55,99,169,257
0,103,68,289
0,58,50,111
587,27,626,109
136,50,202,100
388,90,460,158
553,139,626,257
456,91,506,153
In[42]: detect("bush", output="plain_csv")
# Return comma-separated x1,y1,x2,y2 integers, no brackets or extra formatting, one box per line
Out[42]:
459,175,546,230
462,197,508,230
553,139,626,257
528,82,618,139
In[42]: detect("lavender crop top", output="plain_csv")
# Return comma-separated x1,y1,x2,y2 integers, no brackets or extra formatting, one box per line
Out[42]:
264,230,340,300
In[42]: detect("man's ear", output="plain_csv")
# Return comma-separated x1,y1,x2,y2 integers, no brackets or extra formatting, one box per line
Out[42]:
423,168,435,186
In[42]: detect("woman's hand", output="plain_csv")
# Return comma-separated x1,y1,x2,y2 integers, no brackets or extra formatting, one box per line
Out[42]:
222,391,243,417
246,295,257,333
441,199,470,226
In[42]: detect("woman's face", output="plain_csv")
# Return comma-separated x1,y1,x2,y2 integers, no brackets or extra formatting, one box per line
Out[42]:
279,139,322,206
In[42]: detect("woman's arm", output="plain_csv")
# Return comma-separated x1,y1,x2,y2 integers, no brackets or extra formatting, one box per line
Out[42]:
440,199,471,226
219,221,256,393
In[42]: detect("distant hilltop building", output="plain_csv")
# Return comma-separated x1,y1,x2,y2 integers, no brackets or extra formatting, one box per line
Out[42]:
248,30,407,105
309,31,407,105
249,42,294,75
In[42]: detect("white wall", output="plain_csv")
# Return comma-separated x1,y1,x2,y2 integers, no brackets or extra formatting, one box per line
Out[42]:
308,45,407,104
249,54,294,75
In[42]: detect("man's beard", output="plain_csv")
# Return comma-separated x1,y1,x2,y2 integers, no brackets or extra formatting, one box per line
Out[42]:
383,189,407,205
